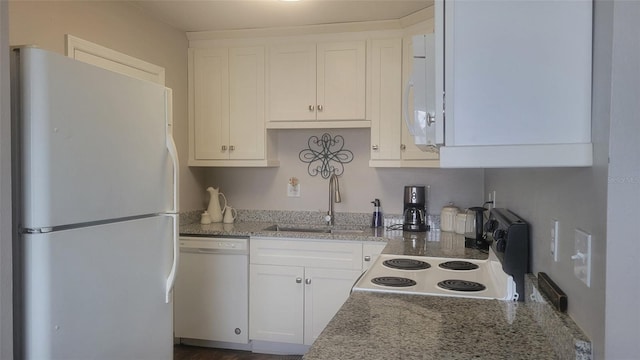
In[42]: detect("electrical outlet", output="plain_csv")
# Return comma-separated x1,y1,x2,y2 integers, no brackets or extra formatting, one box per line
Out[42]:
550,219,559,262
487,190,497,209
572,229,591,287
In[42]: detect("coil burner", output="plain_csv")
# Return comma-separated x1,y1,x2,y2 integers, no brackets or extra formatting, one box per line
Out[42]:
438,261,479,271
371,277,417,287
437,279,486,292
382,258,431,270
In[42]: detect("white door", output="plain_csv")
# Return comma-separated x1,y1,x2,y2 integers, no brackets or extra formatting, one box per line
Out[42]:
174,245,249,343
249,264,304,343
370,38,402,161
19,48,173,228
316,41,366,121
303,268,361,345
229,46,265,160
22,216,174,360
268,43,316,122
192,48,230,160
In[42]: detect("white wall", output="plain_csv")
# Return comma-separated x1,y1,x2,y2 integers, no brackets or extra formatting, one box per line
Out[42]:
0,1,13,358
484,1,640,358
203,129,485,216
604,1,640,358
9,0,205,211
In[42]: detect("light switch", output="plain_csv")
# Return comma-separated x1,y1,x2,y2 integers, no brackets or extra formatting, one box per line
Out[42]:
571,229,591,287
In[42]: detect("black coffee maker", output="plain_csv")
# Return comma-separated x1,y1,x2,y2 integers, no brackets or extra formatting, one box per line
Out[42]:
403,185,427,232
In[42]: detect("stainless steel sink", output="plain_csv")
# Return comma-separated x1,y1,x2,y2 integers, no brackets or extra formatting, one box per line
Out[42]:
262,224,366,234
262,225,331,233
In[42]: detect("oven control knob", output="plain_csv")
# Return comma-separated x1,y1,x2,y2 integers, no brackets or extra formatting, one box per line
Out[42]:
484,219,499,232
493,229,507,241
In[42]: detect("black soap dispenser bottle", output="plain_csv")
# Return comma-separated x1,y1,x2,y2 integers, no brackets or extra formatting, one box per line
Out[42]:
371,199,383,228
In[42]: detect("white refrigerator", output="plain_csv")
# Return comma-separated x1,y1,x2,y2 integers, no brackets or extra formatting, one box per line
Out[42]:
11,47,179,359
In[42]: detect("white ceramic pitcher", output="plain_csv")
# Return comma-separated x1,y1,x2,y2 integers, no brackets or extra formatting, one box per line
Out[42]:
223,206,237,224
206,187,227,223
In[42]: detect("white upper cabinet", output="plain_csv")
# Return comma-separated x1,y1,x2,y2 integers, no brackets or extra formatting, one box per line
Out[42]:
437,0,593,167
268,43,317,122
368,34,439,168
267,40,368,129
188,46,278,167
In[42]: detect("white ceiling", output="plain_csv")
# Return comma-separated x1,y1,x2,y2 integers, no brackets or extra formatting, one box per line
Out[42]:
130,0,432,33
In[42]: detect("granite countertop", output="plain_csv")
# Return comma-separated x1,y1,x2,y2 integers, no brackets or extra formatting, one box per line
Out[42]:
304,292,558,360
179,212,590,359
180,220,489,260
304,274,592,360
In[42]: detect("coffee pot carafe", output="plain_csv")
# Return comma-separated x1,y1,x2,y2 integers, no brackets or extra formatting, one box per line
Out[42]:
465,206,488,245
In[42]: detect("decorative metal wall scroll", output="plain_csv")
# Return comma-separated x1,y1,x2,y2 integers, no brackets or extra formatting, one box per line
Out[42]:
299,133,353,179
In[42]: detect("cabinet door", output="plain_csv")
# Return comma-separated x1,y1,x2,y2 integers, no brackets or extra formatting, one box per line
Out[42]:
268,43,316,122
316,41,366,121
443,1,591,147
229,46,265,160
249,264,304,344
303,268,362,345
192,48,229,160
370,38,402,161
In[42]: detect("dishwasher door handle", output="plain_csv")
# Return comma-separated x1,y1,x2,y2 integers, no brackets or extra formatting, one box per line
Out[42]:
180,247,247,255
181,248,222,254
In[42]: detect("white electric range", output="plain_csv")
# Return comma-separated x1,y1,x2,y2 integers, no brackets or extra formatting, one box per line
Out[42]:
352,208,529,302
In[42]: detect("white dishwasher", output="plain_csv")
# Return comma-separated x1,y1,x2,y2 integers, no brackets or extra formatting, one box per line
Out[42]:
174,236,249,345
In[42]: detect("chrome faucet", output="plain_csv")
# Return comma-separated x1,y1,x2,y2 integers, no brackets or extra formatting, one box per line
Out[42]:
325,173,342,225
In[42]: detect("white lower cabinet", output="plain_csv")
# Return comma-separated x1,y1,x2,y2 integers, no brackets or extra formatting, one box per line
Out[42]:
249,264,304,344
249,264,360,345
303,267,362,344
248,237,374,347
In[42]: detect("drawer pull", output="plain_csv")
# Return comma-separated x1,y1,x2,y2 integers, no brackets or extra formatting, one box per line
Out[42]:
296,277,302,284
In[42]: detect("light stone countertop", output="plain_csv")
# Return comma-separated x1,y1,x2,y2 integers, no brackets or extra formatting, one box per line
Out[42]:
303,291,558,360
179,211,591,359
180,221,489,260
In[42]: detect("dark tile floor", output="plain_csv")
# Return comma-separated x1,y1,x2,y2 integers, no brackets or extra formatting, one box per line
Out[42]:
174,345,303,360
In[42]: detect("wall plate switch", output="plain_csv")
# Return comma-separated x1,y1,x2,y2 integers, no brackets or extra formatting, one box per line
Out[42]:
572,229,591,287
550,219,559,262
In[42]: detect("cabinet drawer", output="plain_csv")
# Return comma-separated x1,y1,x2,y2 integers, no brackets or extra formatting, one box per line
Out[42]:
250,237,362,270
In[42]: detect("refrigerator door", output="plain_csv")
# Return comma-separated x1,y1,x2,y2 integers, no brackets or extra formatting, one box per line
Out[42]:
17,47,174,229
22,216,174,360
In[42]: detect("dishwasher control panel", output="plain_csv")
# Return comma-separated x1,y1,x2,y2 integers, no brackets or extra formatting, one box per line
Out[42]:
179,236,248,253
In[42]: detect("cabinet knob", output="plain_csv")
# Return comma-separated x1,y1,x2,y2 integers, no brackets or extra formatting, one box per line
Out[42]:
308,105,314,111
221,145,228,151
372,145,379,151
305,278,312,285
400,144,407,151
364,256,371,262
296,277,302,284
229,145,235,151
427,113,436,126
317,105,323,111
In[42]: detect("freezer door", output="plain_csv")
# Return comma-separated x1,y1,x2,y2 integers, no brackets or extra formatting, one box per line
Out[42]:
17,47,174,228
21,216,173,360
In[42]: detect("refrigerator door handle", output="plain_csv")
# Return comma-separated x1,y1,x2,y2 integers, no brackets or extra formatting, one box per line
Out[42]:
165,213,179,303
165,88,179,214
